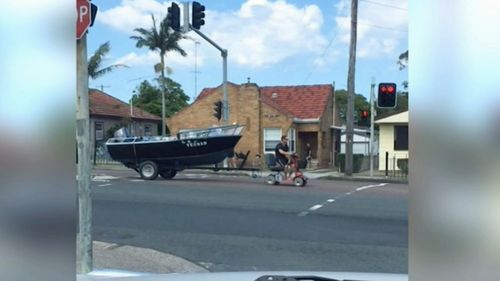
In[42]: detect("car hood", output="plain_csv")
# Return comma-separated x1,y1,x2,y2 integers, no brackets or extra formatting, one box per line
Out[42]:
78,270,408,281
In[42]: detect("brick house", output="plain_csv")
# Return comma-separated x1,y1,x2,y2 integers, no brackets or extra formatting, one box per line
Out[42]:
89,89,161,159
167,82,341,168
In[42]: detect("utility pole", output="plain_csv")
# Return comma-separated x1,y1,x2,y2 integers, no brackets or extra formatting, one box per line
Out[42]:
76,34,92,274
369,77,376,176
345,0,358,176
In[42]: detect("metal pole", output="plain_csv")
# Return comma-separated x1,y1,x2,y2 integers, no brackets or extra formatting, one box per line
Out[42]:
190,27,229,124
369,77,375,176
222,50,228,123
345,0,358,176
182,2,190,33
194,41,200,98
385,151,389,177
76,34,92,274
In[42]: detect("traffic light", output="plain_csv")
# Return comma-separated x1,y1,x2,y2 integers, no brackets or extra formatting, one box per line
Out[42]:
213,100,222,121
167,2,180,31
377,82,397,108
192,1,206,30
358,110,370,127
90,3,98,27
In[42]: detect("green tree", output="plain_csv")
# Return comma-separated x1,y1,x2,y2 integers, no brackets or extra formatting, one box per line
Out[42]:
130,14,188,135
88,41,128,79
335,89,371,125
132,79,189,133
398,50,408,70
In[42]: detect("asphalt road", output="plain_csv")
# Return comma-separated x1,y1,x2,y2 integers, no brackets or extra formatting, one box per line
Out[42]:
91,169,408,273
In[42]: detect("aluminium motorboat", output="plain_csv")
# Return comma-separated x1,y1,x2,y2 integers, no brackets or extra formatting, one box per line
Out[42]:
106,125,244,180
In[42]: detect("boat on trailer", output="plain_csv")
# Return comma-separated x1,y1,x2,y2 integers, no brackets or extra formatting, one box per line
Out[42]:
106,125,244,180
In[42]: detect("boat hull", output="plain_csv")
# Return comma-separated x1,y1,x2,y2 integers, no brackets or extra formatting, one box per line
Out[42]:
106,135,241,169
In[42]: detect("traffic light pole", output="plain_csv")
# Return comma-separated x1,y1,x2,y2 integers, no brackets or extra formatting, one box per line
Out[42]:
369,77,376,177
190,27,229,124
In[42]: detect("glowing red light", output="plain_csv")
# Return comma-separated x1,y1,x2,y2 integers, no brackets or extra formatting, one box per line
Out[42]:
381,86,387,93
387,86,395,93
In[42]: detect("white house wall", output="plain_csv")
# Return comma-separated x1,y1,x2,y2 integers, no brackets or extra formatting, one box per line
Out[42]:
378,124,408,171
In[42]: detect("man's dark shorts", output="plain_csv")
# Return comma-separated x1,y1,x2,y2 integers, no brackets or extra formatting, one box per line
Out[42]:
276,157,289,168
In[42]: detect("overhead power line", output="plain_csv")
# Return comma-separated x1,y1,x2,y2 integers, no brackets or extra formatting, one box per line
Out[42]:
359,0,407,11
303,17,348,84
358,21,408,33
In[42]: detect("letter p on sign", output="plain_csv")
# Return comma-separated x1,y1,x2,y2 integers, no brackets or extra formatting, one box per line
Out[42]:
76,0,91,39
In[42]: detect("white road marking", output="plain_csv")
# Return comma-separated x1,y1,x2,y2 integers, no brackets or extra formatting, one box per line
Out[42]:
92,175,119,182
355,183,387,191
130,179,145,182
308,204,323,211
298,183,389,217
184,174,208,178
98,183,112,187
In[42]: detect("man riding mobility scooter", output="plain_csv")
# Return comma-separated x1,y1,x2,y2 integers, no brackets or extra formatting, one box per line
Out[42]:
265,135,308,187
265,152,307,187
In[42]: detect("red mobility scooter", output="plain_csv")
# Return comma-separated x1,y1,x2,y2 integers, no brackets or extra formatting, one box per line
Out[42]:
265,152,308,187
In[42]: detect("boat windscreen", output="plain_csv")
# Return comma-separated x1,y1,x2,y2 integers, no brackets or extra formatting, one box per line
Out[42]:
178,125,243,139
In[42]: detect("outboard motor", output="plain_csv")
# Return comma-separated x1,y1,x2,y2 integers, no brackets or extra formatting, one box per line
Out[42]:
114,127,130,138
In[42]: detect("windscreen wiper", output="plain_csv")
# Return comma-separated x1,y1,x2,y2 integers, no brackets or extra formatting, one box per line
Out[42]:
255,275,339,281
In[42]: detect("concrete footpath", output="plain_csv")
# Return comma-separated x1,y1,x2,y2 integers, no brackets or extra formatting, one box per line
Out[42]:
78,241,208,275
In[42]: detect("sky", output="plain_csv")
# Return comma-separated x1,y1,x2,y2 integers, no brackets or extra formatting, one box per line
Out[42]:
87,0,408,104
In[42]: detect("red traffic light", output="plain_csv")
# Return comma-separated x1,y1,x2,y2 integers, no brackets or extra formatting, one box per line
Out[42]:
361,110,369,118
378,82,397,108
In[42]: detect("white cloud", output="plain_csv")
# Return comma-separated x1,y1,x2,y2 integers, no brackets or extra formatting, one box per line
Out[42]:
335,0,408,58
99,0,328,69
97,0,171,34
203,0,327,68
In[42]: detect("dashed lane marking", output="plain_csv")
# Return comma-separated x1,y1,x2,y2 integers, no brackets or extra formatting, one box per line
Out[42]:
308,204,323,211
298,183,388,217
98,183,112,187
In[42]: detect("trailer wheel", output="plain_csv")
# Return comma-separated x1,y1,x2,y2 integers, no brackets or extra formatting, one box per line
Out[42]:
139,161,159,180
159,169,177,180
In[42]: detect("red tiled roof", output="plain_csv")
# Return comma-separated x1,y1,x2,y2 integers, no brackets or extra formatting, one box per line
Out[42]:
260,84,333,119
89,89,161,121
192,83,333,119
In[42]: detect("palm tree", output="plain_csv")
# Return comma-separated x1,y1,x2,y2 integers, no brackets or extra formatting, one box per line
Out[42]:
130,14,188,136
88,41,128,80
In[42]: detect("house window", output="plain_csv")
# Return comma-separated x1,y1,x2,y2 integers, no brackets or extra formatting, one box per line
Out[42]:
144,124,152,136
264,128,282,153
287,128,296,152
95,122,104,141
394,125,408,151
